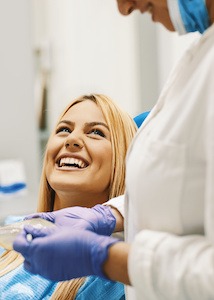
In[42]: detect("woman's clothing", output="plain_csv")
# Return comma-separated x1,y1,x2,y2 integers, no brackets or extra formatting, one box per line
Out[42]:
76,276,124,300
109,23,214,300
0,264,57,300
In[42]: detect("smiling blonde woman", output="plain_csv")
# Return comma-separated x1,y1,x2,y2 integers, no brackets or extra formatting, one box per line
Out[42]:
0,94,137,300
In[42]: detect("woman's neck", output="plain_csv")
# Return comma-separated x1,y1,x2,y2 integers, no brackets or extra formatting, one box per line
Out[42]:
53,191,109,210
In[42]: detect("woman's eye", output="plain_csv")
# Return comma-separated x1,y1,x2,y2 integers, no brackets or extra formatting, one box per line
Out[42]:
89,129,105,137
56,127,71,134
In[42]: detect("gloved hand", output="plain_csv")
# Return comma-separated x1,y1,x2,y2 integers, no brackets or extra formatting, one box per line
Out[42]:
25,205,116,236
13,225,119,281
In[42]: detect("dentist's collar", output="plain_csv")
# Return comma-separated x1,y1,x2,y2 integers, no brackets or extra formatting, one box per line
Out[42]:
167,0,210,35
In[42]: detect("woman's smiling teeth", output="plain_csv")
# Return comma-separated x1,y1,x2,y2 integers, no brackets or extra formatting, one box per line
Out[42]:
58,157,87,169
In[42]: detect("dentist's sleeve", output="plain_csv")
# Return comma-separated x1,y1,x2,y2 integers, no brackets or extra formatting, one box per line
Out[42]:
129,230,214,300
104,195,125,217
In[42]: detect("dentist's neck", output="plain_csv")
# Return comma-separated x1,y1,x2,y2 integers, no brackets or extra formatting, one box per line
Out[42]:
207,0,214,23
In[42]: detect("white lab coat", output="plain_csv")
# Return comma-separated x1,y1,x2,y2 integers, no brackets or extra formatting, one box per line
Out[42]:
107,23,214,300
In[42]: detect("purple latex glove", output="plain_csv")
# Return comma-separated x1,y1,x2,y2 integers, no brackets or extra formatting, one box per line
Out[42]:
25,205,116,236
13,225,118,281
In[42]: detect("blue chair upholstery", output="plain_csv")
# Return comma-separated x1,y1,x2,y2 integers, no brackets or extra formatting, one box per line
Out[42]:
134,111,150,128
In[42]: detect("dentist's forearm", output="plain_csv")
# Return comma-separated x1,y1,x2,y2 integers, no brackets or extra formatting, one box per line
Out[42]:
103,241,131,285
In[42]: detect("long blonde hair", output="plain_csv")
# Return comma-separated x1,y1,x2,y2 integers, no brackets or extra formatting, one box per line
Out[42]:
0,94,137,299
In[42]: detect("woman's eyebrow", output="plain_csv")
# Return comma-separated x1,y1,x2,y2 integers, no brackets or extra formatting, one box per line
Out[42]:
57,120,109,130
57,120,73,126
85,122,109,130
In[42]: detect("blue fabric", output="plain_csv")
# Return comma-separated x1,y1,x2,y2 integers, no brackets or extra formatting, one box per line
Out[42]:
134,111,150,128
0,264,125,300
0,265,57,300
75,276,125,300
178,0,210,33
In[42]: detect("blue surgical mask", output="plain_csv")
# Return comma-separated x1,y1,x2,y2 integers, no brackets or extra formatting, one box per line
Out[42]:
167,0,210,35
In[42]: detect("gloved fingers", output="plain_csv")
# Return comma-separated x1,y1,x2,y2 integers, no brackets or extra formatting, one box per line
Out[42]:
93,205,116,235
13,227,31,256
24,213,42,220
23,224,57,238
24,212,55,223
13,225,56,254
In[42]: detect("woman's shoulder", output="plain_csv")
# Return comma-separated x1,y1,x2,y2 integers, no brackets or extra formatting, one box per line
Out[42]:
75,276,125,300
0,261,57,299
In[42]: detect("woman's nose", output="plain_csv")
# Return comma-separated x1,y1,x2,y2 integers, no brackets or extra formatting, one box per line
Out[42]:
117,0,135,15
64,132,84,150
